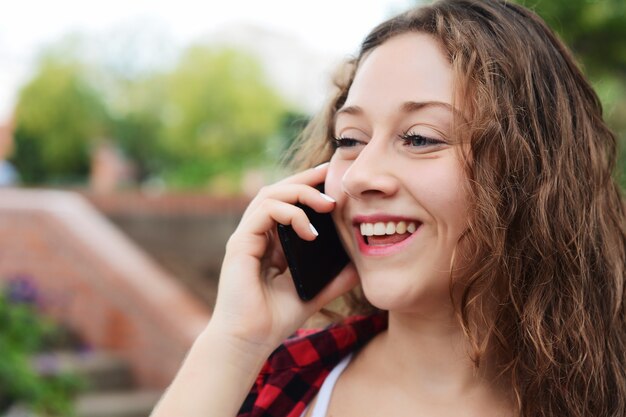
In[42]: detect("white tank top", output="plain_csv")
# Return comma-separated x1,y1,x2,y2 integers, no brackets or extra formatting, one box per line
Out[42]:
299,353,353,417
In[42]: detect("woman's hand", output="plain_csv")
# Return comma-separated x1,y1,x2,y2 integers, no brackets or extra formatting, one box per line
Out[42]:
208,163,359,352
151,164,358,417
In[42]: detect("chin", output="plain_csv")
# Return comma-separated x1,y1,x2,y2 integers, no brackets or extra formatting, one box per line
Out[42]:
359,272,453,314
359,279,419,312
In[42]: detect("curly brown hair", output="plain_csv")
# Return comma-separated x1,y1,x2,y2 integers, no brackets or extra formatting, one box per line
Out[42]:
287,1,626,416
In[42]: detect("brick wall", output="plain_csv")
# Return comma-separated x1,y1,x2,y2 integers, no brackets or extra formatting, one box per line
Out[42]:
84,192,250,307
0,189,211,389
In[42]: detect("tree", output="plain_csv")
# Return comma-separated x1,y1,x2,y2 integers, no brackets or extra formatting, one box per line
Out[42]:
109,75,169,182
516,0,626,78
159,46,286,188
11,35,293,190
12,56,109,184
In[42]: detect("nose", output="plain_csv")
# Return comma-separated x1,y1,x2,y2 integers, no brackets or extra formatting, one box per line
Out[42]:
341,138,399,200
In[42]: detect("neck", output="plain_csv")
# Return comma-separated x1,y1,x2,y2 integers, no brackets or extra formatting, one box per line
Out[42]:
389,311,476,390
362,310,505,400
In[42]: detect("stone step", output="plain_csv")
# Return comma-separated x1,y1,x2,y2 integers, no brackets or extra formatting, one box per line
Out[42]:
74,390,162,417
32,350,134,392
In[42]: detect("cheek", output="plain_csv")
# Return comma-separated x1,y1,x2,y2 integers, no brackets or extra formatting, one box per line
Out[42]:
429,183,467,223
413,161,468,235
444,170,469,231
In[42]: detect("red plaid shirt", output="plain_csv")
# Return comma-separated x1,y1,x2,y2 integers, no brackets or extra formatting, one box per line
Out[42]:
237,313,387,417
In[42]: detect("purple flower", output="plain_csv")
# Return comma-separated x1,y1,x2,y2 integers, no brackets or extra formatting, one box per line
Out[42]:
31,353,59,376
5,276,39,304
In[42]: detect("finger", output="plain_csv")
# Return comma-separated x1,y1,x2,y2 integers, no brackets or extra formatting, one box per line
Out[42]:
227,198,323,264
246,183,336,218
244,162,330,213
244,199,319,241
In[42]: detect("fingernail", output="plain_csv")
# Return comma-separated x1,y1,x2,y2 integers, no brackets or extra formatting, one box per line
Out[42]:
314,162,330,170
309,223,319,236
320,193,335,203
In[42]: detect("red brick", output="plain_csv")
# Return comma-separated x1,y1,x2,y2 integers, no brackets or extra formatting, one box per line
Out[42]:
0,189,212,388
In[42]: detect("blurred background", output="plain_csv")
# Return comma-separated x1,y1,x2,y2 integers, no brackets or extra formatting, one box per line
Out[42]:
0,0,623,415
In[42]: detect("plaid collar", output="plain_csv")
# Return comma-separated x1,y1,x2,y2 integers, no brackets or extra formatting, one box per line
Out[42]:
238,313,387,417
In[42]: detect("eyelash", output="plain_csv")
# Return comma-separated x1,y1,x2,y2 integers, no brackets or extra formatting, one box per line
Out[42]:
332,136,360,148
332,132,445,149
398,131,445,147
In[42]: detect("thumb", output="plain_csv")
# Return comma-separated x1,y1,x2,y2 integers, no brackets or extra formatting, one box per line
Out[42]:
309,263,359,311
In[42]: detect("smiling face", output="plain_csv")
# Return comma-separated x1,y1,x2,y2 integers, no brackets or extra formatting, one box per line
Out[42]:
325,32,468,314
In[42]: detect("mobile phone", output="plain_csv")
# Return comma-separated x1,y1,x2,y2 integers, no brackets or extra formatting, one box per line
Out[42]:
277,185,350,301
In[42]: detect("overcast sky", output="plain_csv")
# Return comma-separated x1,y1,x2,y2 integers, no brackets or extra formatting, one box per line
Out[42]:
0,0,415,120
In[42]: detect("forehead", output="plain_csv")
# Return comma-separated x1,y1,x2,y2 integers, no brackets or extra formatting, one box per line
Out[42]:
342,32,454,118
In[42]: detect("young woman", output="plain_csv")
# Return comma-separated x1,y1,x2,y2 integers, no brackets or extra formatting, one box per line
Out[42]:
151,1,626,416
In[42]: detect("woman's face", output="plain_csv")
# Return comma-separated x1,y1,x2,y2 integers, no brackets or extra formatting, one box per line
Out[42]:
326,32,468,314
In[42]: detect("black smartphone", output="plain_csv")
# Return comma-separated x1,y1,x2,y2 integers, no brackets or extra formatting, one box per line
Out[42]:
277,185,349,301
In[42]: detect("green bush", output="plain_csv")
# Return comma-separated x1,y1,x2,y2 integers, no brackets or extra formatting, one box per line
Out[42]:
0,278,82,416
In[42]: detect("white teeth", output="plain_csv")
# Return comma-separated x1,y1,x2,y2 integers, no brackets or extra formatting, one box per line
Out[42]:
373,222,386,235
360,223,374,236
359,221,418,236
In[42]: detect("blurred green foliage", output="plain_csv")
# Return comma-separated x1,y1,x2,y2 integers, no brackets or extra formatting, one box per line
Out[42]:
518,0,626,77
159,47,286,188
515,0,626,186
13,56,109,185
0,284,82,415
110,75,169,183
11,38,290,190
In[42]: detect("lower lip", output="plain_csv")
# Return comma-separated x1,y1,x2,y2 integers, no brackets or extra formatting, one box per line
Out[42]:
355,226,420,256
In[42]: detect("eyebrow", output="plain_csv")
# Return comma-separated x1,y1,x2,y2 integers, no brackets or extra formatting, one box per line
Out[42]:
335,100,462,120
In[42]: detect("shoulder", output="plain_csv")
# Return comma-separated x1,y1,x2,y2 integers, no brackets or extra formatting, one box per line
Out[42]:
237,313,387,417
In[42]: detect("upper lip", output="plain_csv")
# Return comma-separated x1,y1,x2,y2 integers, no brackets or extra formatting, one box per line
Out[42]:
352,214,422,226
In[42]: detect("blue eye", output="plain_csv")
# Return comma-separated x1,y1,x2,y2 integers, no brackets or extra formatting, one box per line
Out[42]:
332,136,361,149
399,132,445,147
